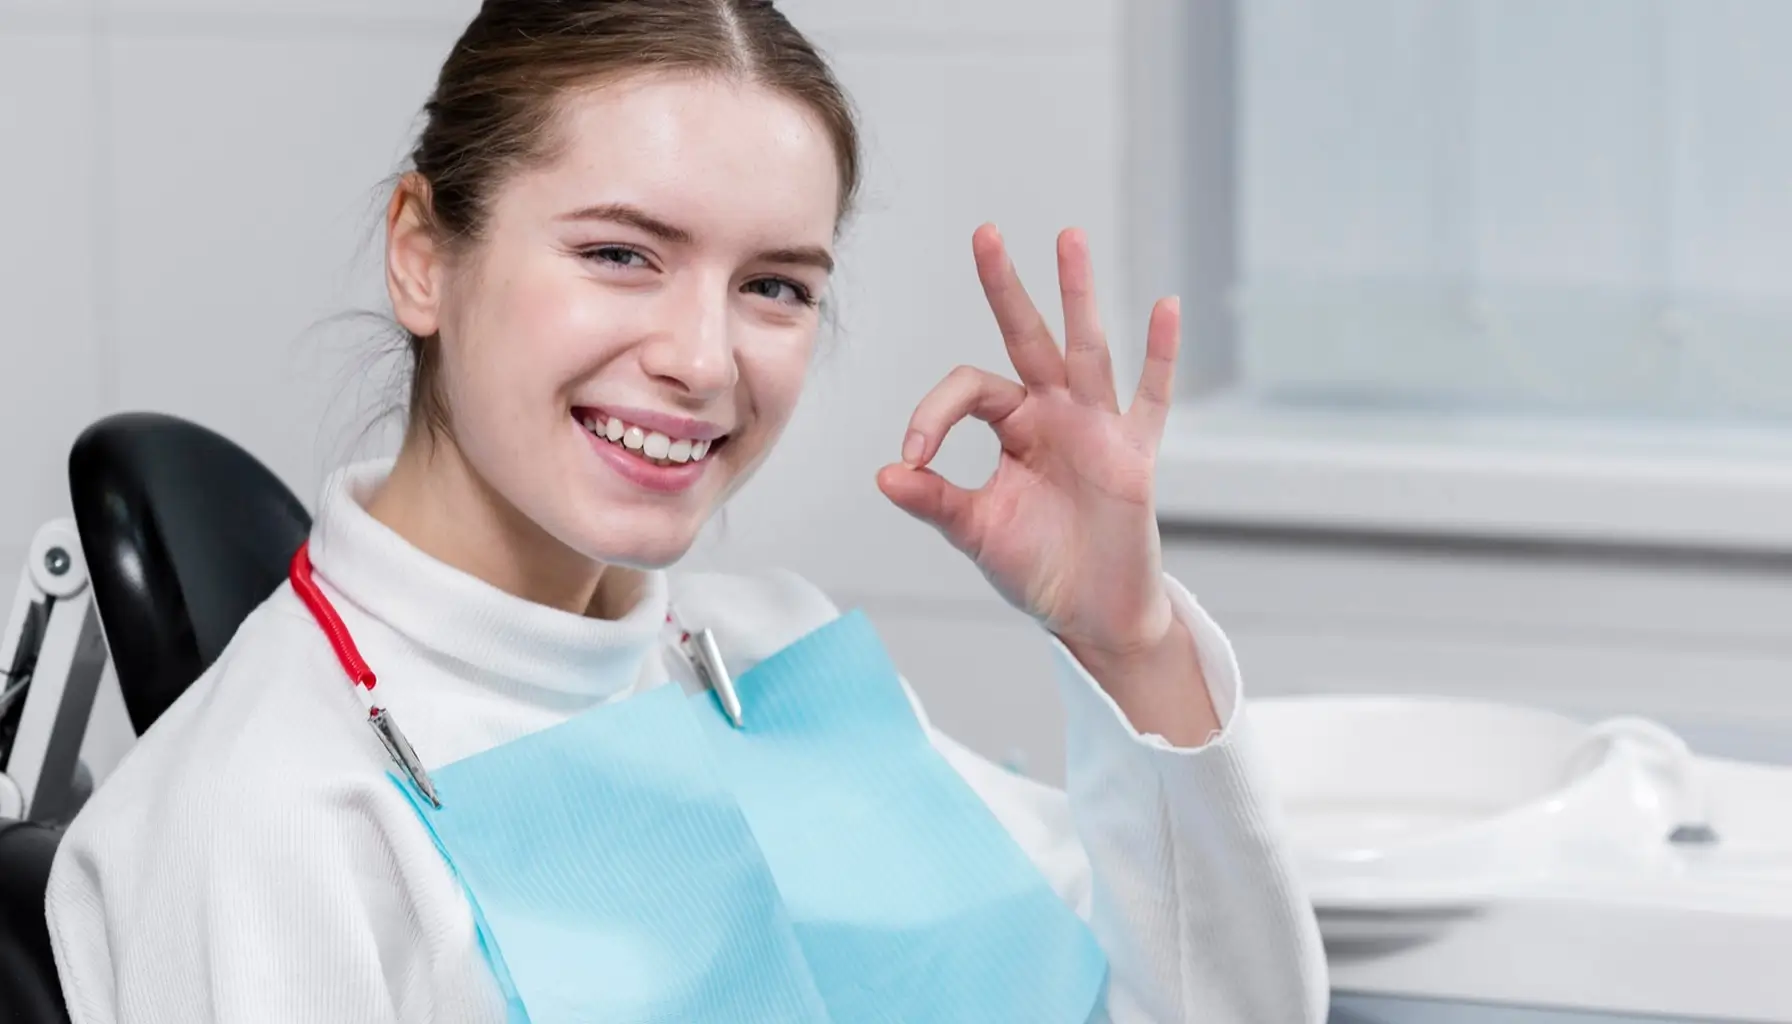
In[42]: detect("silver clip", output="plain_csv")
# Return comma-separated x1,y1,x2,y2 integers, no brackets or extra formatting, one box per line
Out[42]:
690,627,744,729
369,707,441,808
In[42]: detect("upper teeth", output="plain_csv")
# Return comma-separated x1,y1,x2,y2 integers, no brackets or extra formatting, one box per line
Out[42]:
582,415,714,464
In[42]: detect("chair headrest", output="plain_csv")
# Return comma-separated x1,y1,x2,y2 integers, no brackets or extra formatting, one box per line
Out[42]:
68,413,311,735
0,820,66,1022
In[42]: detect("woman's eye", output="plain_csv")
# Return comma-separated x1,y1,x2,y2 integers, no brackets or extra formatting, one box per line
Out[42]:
584,246,650,270
743,277,816,308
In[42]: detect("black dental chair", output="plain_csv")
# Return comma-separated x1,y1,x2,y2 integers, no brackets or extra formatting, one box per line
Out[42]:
0,412,310,1023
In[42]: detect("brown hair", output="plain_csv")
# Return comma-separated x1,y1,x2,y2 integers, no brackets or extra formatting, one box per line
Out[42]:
400,0,861,439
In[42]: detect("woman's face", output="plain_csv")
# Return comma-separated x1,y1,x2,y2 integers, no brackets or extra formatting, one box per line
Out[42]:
407,74,840,569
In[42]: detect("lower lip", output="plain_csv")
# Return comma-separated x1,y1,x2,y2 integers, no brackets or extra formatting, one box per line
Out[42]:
579,421,714,494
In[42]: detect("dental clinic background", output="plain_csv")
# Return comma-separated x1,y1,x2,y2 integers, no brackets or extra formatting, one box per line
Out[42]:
7,0,1792,790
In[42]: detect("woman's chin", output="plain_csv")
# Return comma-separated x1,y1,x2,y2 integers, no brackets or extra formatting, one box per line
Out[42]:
574,521,706,571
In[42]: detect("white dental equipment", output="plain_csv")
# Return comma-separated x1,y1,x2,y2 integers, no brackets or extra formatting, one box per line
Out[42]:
0,520,107,825
1258,694,1792,1022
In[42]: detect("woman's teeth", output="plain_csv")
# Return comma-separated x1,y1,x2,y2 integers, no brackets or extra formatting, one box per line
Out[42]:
581,415,715,467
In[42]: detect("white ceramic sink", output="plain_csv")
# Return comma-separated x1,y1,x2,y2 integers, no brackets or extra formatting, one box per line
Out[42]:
1253,695,1792,1020
1249,696,1701,909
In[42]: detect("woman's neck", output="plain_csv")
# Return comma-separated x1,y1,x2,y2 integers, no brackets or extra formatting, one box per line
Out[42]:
366,432,642,619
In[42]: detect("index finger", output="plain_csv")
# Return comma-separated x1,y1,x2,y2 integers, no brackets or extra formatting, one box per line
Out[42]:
973,224,1066,390
903,364,1030,467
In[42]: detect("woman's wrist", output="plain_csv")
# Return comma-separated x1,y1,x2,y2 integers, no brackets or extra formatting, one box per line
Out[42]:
1061,616,1223,748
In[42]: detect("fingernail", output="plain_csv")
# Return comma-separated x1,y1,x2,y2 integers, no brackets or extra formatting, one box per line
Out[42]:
902,431,926,465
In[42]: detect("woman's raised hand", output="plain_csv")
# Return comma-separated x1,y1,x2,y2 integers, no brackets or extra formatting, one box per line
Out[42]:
877,224,1183,665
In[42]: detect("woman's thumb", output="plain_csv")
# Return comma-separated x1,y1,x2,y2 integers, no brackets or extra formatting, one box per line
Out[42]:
877,464,978,549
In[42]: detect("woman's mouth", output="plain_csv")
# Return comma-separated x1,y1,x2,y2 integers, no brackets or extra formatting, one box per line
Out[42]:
576,412,726,467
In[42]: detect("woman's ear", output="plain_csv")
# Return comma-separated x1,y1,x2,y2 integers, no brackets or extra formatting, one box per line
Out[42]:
387,173,444,339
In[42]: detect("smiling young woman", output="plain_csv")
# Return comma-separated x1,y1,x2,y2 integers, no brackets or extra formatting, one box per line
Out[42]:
44,3,1326,1022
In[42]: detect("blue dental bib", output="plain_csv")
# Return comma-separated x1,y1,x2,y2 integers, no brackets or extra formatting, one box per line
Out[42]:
394,610,1108,1023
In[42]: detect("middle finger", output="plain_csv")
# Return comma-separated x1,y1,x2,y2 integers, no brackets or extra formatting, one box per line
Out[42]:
973,224,1067,391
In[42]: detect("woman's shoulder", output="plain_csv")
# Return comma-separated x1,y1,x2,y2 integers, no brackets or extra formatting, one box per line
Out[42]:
666,566,842,665
45,591,481,1018
56,589,407,878
117,588,381,778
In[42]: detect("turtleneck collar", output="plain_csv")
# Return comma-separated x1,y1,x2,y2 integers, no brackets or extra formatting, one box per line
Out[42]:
306,459,669,699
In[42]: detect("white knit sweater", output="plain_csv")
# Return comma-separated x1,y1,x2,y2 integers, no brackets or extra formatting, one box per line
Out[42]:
45,461,1327,1023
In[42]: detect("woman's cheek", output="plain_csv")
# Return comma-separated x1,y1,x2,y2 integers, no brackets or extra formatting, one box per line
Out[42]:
749,349,814,432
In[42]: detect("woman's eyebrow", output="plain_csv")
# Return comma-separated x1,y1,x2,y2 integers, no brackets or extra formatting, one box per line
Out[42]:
756,246,835,274
557,202,834,273
557,202,694,245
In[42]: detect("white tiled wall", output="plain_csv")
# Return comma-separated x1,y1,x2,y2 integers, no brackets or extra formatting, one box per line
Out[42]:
1166,535,1792,768
106,28,460,476
1,21,101,575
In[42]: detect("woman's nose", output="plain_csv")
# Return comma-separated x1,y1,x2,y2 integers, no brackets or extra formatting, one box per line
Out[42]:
639,287,737,398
